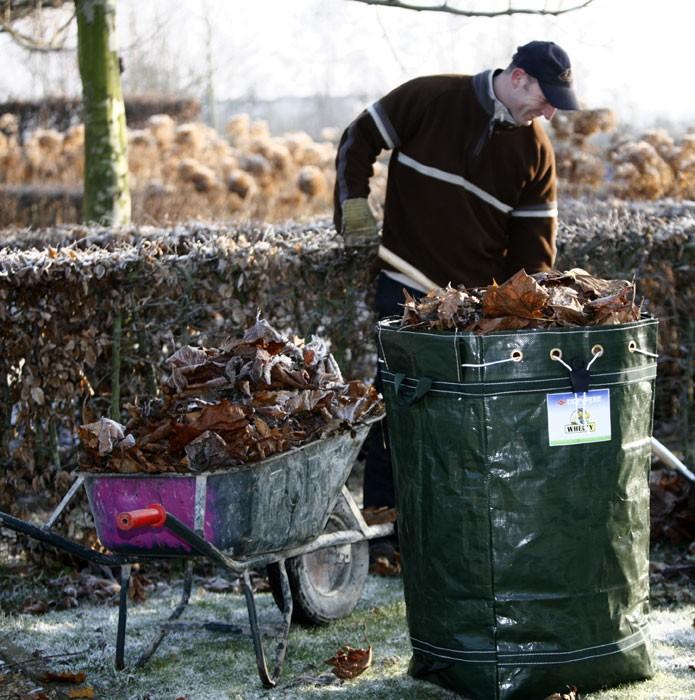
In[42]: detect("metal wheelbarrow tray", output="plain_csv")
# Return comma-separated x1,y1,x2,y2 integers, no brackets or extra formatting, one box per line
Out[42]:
0,418,392,688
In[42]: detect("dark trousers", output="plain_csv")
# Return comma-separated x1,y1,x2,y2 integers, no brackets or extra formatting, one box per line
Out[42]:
363,273,423,508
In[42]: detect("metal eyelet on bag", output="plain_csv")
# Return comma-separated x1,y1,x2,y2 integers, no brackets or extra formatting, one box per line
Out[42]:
628,340,637,353
591,344,604,357
549,348,563,361
511,349,523,362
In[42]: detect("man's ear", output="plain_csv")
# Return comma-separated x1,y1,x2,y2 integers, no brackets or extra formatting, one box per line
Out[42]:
510,67,527,88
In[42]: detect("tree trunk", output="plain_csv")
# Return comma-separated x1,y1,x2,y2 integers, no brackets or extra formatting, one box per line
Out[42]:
76,0,131,225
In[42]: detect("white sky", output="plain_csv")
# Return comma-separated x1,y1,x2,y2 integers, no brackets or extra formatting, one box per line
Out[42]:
1,0,693,130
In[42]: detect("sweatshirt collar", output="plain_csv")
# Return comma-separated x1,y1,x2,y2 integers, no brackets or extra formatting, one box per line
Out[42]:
472,69,518,126
471,69,521,156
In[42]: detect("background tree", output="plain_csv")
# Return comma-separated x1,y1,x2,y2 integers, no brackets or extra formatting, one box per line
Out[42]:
1,0,130,225
75,0,130,224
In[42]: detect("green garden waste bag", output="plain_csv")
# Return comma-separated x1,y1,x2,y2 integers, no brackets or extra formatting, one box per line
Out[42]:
377,317,657,700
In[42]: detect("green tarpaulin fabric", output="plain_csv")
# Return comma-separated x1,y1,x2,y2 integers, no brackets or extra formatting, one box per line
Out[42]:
378,317,657,700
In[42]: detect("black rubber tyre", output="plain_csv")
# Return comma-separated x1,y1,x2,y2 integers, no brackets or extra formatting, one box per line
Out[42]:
267,499,369,625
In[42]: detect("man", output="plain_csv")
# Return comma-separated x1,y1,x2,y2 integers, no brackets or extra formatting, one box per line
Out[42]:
333,41,579,551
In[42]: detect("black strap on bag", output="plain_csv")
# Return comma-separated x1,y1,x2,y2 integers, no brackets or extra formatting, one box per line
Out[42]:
568,357,592,394
393,373,433,406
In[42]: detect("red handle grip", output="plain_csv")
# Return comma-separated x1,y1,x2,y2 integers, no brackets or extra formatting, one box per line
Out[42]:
116,503,166,531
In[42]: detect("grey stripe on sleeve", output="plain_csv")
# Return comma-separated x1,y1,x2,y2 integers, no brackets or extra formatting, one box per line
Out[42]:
368,101,400,149
510,202,558,218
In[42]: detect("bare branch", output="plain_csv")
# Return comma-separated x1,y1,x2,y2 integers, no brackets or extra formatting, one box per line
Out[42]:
2,0,69,22
0,7,74,52
346,0,595,18
0,0,74,52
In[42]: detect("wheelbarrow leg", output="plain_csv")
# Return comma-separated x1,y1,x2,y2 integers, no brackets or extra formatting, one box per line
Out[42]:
135,561,194,668
115,564,131,670
242,562,293,688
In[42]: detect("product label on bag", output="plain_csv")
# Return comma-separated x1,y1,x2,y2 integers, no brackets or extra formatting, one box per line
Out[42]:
546,389,611,446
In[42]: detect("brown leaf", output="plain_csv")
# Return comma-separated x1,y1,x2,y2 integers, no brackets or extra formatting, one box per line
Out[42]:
242,317,287,348
436,285,466,328
79,417,128,456
361,506,397,525
107,454,145,473
67,688,95,699
22,598,50,615
325,644,373,679
545,285,589,325
184,431,230,470
129,573,154,603
137,419,173,447
584,285,638,323
254,415,271,438
563,268,629,298
166,345,209,368
285,389,330,414
169,422,204,452
271,364,310,388
192,400,249,433
401,288,421,325
482,269,550,319
40,671,87,684
473,315,537,333
369,555,402,577
544,685,580,700
202,575,237,593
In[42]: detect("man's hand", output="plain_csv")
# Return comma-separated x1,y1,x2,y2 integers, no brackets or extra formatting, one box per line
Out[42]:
341,198,379,246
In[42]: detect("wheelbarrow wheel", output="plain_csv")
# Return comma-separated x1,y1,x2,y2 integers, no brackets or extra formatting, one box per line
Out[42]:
267,498,369,625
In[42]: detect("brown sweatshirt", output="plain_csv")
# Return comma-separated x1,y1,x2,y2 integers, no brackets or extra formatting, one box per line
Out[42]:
334,71,558,288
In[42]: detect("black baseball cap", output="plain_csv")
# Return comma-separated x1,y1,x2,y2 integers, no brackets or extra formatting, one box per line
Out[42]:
512,41,579,111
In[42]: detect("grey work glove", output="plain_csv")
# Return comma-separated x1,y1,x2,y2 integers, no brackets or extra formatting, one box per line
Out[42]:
340,198,380,247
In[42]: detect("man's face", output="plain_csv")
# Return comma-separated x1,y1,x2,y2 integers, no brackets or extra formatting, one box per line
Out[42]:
508,70,557,125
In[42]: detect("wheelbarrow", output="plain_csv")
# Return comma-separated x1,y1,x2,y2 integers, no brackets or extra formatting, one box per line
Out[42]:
0,418,393,688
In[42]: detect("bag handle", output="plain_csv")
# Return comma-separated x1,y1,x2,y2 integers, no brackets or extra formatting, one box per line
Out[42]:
393,373,433,406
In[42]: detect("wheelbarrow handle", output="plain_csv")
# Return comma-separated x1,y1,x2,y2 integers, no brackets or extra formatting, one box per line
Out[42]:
116,504,167,530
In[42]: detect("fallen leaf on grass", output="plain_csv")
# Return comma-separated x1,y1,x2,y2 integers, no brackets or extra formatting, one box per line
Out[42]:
325,644,373,679
129,572,155,603
284,672,343,688
544,685,580,700
22,597,50,615
67,688,95,699
40,670,87,683
369,555,401,577
202,575,237,593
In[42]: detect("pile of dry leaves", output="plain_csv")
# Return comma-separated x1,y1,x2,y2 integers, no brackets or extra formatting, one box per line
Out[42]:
401,268,640,333
78,319,381,474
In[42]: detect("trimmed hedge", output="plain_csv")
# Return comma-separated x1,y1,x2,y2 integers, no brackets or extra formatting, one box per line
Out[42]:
0,199,693,515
